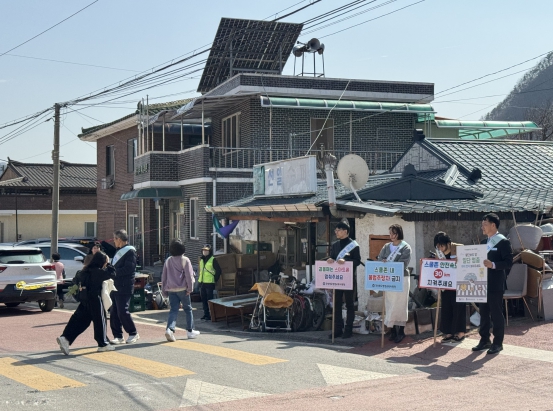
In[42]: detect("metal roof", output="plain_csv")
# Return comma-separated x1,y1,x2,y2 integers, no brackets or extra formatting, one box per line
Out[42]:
120,188,183,201
434,120,540,140
197,18,303,94
0,160,96,189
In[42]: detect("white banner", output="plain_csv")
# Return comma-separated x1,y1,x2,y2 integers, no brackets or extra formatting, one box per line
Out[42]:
456,244,488,302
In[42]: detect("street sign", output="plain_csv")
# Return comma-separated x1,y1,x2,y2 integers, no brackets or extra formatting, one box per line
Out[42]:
364,261,404,292
419,259,456,290
314,261,354,290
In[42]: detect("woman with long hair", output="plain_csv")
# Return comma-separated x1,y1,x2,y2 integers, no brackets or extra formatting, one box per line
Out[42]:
56,251,115,355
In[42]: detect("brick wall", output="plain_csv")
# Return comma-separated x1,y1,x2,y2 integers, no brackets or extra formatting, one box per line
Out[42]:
0,192,95,210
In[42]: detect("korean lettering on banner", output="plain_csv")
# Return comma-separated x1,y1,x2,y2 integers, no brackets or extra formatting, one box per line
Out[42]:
419,259,457,290
456,244,488,303
364,261,404,292
314,261,353,290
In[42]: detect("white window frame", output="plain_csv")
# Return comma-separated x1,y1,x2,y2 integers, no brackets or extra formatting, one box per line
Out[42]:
189,197,199,240
84,221,97,237
128,214,139,246
222,112,241,154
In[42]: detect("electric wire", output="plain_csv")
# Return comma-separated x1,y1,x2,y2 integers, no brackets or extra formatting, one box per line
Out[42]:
4,53,141,72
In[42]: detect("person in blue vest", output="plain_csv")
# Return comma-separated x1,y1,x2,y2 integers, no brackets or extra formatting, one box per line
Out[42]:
472,213,513,355
199,244,221,321
327,221,361,339
109,229,140,345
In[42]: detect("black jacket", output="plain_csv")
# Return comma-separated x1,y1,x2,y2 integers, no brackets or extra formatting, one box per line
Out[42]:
76,265,116,303
481,237,513,294
113,246,137,294
330,238,361,271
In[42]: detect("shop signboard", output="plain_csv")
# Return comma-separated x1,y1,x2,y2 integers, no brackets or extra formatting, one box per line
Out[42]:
456,244,488,303
364,262,404,292
419,259,456,290
253,156,317,196
314,261,353,290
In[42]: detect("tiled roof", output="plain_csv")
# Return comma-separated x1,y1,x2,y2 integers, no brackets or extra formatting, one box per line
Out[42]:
0,160,96,189
78,98,193,137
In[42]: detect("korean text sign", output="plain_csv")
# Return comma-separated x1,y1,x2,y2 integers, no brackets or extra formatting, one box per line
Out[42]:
419,259,456,290
456,244,488,303
314,261,353,290
364,261,404,292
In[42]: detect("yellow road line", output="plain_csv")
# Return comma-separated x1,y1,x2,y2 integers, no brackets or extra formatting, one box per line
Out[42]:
0,357,85,391
72,349,194,378
169,341,288,366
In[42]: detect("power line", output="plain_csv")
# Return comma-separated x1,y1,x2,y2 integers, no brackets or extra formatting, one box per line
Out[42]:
0,0,99,58
4,53,140,72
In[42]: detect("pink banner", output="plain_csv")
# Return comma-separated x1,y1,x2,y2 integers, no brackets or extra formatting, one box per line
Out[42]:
314,261,354,290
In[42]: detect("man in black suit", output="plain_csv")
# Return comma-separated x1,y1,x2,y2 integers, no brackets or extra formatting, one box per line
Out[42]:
472,213,513,355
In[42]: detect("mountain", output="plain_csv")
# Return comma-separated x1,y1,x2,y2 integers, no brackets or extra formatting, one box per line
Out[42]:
484,52,553,124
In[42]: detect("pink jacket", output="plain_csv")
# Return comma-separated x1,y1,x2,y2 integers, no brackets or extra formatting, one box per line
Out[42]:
54,261,65,282
161,255,195,293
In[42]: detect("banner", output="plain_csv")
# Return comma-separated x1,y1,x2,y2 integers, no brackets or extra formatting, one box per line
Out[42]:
364,261,404,292
456,244,488,302
419,259,456,290
314,261,354,290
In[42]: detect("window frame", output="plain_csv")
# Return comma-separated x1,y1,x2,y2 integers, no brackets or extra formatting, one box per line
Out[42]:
106,145,115,176
127,138,137,173
221,112,241,154
84,221,97,237
189,197,199,240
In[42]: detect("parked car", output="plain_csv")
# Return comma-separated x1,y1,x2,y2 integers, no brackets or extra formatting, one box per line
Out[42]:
30,243,90,283
0,246,57,311
0,236,97,247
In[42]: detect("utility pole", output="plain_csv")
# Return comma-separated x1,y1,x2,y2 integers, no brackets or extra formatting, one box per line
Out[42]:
50,103,61,261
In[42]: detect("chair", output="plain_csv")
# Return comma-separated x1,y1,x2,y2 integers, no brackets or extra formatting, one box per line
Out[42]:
504,263,534,325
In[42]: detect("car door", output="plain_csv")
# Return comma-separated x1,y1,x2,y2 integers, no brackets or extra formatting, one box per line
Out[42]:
57,247,85,282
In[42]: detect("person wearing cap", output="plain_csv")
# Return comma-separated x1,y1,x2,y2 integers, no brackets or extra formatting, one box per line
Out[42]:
198,244,221,321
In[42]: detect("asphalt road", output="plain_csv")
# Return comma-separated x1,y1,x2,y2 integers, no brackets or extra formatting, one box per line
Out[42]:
1,303,553,411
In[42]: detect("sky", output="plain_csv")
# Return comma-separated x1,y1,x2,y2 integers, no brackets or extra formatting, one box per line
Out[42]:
1,0,553,165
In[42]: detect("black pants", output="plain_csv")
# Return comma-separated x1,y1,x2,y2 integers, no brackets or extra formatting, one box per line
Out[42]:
334,289,355,331
440,290,467,335
62,295,109,347
200,283,215,318
110,292,137,338
479,291,505,346
57,284,65,301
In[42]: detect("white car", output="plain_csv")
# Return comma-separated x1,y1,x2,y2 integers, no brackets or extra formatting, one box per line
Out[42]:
31,243,89,283
0,246,57,311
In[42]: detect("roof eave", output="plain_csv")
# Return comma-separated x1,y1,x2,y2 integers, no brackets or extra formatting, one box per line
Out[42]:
79,115,138,142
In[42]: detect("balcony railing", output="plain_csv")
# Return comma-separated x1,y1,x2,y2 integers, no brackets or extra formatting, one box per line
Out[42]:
209,147,403,173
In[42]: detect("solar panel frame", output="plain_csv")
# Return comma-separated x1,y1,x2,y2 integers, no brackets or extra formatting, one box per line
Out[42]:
198,18,303,94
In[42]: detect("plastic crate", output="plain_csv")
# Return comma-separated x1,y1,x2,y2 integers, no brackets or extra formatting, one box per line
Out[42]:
129,300,146,313
133,288,145,300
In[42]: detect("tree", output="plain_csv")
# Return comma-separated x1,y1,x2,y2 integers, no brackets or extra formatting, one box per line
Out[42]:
525,99,553,141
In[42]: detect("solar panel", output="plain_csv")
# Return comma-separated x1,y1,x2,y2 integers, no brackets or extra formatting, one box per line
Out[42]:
197,18,303,94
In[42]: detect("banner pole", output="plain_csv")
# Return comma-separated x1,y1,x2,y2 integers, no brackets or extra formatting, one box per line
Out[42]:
433,289,441,347
381,291,386,348
332,289,336,344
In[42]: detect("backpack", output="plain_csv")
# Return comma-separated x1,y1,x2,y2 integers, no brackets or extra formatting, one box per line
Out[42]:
72,269,89,303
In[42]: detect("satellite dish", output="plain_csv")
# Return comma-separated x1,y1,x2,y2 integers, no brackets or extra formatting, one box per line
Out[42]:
337,154,370,192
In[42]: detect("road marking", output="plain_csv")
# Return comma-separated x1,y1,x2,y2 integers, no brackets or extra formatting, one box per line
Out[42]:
169,340,288,365
317,363,397,386
445,339,553,363
72,348,194,378
0,357,85,391
180,379,267,407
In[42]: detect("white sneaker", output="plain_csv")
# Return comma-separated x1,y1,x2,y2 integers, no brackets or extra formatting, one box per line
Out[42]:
56,336,70,356
187,330,200,339
126,333,140,344
110,337,126,345
165,329,176,342
97,344,115,352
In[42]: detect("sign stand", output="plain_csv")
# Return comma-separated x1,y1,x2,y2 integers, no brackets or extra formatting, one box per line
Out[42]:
433,289,441,347
381,292,386,348
332,289,336,344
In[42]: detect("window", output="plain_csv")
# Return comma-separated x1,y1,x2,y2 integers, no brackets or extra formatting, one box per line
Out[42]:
128,215,139,246
0,249,45,264
190,198,199,239
222,112,241,152
106,145,115,176
310,118,334,151
127,138,137,173
84,222,96,237
58,247,82,261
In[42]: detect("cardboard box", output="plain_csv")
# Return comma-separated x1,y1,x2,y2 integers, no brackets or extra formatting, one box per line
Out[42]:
258,251,277,270
214,254,237,273
235,254,258,269
246,242,272,254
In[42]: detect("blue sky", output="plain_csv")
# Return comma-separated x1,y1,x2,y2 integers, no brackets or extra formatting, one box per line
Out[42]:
1,0,552,164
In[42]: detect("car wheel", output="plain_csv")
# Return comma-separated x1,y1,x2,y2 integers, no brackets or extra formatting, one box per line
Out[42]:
4,302,20,308
38,299,55,312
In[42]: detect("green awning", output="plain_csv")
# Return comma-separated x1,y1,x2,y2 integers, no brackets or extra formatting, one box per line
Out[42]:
260,96,435,121
435,120,540,140
120,187,182,201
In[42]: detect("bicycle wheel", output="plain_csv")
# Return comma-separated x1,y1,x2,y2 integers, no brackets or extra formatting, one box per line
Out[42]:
290,297,304,332
300,297,313,332
310,295,326,331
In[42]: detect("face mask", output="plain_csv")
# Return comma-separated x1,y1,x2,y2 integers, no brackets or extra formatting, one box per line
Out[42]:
202,251,210,256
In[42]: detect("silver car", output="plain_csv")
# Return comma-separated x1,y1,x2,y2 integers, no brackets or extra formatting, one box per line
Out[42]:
0,246,57,311
31,243,89,283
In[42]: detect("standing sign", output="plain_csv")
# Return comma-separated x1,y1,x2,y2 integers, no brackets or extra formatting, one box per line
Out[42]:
364,262,404,292
456,244,488,302
314,261,354,290
419,259,457,290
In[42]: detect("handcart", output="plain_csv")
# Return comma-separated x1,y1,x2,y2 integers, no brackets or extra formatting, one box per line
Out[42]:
249,281,293,332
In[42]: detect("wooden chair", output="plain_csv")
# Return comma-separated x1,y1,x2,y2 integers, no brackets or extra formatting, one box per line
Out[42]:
504,263,534,325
